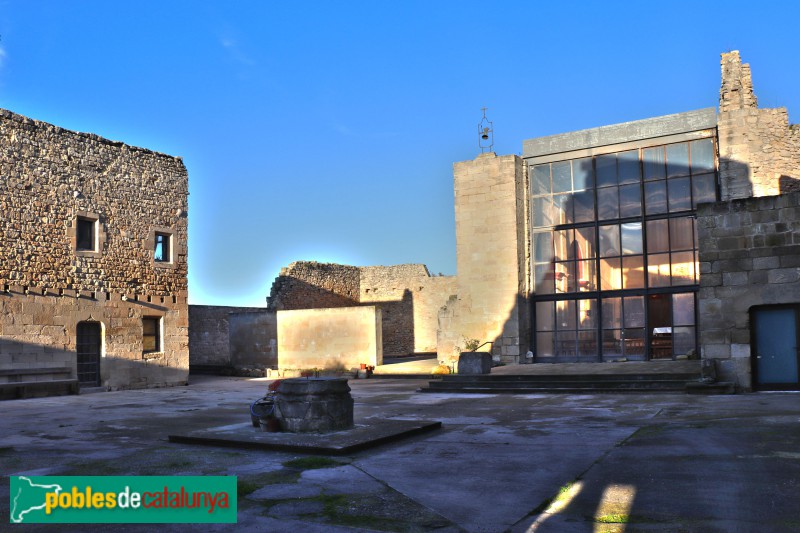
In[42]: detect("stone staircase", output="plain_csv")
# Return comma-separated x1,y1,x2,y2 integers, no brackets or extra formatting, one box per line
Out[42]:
418,361,735,394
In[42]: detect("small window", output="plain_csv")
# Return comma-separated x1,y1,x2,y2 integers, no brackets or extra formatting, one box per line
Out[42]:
143,317,161,353
154,232,171,263
76,217,96,251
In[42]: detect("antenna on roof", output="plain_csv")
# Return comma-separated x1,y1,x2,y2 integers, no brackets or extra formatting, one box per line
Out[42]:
478,107,494,153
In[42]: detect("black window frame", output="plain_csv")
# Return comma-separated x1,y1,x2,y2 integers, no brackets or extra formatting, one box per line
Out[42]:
529,136,717,362
76,216,96,252
154,232,171,263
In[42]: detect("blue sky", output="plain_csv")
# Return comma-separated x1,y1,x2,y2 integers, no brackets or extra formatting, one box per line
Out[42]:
2,1,799,306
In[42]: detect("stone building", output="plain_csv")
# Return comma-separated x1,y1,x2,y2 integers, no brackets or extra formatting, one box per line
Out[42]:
0,109,190,397
438,50,800,391
268,51,800,391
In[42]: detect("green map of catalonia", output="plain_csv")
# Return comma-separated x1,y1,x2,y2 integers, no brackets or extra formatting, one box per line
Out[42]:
10,476,63,523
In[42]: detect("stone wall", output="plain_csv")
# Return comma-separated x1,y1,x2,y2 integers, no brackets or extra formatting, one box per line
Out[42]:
277,306,382,370
0,108,189,390
360,265,456,354
188,305,275,373
267,262,360,311
268,261,456,356
718,51,800,200
697,191,800,390
438,153,528,362
229,311,277,371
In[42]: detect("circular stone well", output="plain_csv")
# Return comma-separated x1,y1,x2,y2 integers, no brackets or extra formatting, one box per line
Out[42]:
274,378,354,433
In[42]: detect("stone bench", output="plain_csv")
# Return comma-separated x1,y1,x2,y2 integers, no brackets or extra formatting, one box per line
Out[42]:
0,379,79,400
0,367,79,400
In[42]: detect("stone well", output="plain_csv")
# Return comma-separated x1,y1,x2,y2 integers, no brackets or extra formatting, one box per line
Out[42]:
274,377,354,433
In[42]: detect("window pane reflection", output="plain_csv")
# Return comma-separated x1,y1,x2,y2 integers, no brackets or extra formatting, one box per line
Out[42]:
621,222,643,255
618,150,641,184
623,296,645,327
648,253,670,287
671,251,695,285
668,177,692,212
533,196,553,227
532,165,551,195
554,193,572,224
573,158,594,190
619,184,642,218
573,191,595,222
643,147,666,181
576,259,596,291
596,154,617,187
597,186,619,220
673,326,696,357
537,331,555,357
624,328,646,357
666,143,690,178
556,300,576,330
602,298,621,329
622,255,645,288
536,301,555,331
534,265,554,294
672,293,695,326
600,257,622,290
645,181,667,214
533,232,553,263
646,219,669,253
690,139,715,173
599,225,620,257
553,161,572,193
669,217,694,251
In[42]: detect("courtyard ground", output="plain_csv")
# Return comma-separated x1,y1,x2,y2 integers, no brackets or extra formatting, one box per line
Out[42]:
2,375,799,532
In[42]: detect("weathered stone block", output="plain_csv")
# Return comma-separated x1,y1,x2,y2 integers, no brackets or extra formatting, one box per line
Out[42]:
457,352,493,374
274,378,354,433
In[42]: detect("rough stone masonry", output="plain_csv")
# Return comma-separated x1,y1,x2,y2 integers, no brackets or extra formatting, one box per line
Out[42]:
0,108,190,391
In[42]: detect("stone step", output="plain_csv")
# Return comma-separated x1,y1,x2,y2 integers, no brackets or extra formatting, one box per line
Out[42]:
419,386,692,394
422,380,691,392
439,373,700,383
417,369,722,393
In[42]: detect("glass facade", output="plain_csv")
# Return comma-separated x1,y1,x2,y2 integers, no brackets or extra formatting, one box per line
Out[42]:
530,137,717,361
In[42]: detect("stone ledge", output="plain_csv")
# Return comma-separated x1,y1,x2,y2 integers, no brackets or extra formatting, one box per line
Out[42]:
168,419,442,455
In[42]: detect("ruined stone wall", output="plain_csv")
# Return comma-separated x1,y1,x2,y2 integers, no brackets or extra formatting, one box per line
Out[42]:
268,261,456,356
0,108,189,389
360,265,456,354
697,192,800,390
267,261,360,311
718,51,800,200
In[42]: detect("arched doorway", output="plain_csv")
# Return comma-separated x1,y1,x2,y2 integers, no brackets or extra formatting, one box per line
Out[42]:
76,322,102,387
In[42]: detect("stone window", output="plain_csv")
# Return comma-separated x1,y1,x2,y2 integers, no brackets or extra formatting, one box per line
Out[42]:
148,227,176,268
70,212,105,258
154,232,171,263
142,316,162,354
76,217,96,251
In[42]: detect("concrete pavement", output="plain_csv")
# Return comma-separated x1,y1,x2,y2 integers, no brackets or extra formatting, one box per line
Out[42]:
1,375,799,532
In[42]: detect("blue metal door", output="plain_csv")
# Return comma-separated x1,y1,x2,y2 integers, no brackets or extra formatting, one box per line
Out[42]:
752,307,800,389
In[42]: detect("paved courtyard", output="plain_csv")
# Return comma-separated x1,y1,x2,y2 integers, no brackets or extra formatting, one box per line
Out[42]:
2,375,800,532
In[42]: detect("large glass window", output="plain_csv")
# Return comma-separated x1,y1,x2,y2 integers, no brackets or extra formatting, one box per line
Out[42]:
530,137,715,361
